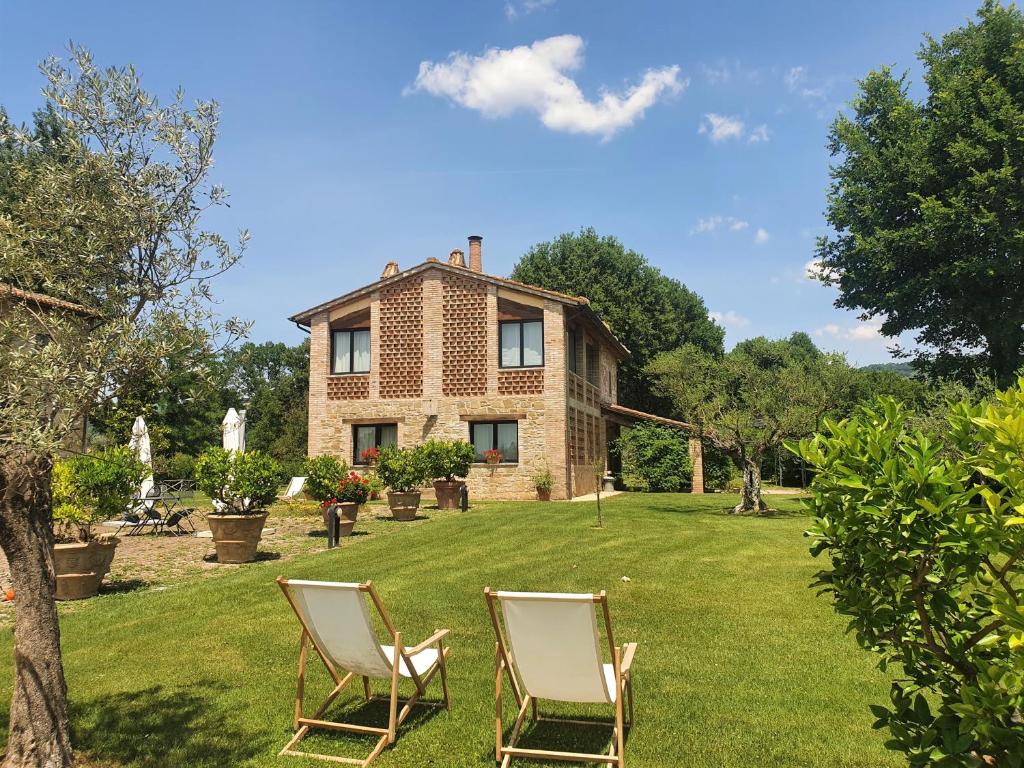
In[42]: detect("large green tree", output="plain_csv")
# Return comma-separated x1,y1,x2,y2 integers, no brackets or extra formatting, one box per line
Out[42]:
0,47,246,767
511,228,724,411
816,1,1024,384
647,335,854,513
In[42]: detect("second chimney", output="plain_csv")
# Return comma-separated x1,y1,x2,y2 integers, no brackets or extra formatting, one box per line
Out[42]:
468,235,482,273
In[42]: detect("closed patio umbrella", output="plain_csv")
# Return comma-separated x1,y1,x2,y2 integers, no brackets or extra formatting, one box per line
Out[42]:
222,408,246,453
129,415,154,499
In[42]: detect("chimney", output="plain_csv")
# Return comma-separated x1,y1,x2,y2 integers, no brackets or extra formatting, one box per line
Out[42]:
468,235,482,273
381,261,399,279
448,249,466,267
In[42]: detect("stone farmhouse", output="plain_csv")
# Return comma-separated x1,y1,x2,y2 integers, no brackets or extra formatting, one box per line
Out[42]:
290,237,703,500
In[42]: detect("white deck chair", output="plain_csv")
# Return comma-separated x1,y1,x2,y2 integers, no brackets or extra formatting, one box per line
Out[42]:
485,589,637,768
279,476,307,501
277,578,451,766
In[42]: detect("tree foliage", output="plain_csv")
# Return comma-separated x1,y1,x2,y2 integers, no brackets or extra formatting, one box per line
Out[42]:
614,423,692,492
647,335,854,512
790,386,1024,766
511,228,724,410
816,1,1024,383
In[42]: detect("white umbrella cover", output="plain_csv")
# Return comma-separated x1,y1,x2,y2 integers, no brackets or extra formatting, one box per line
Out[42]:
129,415,154,498
222,408,246,453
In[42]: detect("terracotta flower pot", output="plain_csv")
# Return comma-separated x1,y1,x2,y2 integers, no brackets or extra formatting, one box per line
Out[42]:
53,538,119,601
485,455,501,465
207,512,268,564
536,488,552,502
323,502,359,537
387,491,421,521
433,480,464,510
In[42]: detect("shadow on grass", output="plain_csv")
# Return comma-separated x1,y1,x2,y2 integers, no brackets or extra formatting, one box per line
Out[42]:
70,682,264,768
101,578,149,596
201,551,282,564
306,530,370,539
295,693,446,761
485,713,627,763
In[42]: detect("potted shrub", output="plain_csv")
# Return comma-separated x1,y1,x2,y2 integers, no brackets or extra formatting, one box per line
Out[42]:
483,448,503,466
421,439,475,510
196,447,281,563
366,471,385,501
322,471,371,538
533,465,554,502
52,447,146,600
303,454,349,506
376,446,427,521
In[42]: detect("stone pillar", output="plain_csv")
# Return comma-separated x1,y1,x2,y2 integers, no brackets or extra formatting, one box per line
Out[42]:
308,311,330,456
542,301,569,499
486,285,499,395
369,292,381,399
689,436,705,494
422,269,443,400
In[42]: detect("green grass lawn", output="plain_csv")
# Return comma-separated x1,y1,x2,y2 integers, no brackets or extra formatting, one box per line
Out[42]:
0,494,900,767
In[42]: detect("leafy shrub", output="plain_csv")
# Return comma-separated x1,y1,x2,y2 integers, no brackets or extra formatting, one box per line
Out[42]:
789,386,1024,766
163,453,196,481
195,448,281,513
614,424,692,492
532,464,553,492
302,454,349,503
375,446,428,493
700,443,735,491
53,447,147,541
420,439,475,482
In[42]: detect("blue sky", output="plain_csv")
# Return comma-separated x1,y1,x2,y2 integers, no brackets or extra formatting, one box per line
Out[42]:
0,1,978,364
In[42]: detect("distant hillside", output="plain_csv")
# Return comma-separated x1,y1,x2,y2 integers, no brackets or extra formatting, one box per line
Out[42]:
859,361,916,377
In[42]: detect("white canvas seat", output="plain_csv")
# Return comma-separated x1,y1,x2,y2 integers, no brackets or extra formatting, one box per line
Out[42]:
277,578,451,767
486,589,638,768
279,476,306,500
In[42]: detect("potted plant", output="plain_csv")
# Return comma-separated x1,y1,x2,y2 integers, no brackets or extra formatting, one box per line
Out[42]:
533,465,554,502
421,439,475,510
322,471,371,537
360,446,379,466
375,446,428,521
483,448,503,465
52,447,146,600
366,471,385,501
303,454,349,506
196,447,281,563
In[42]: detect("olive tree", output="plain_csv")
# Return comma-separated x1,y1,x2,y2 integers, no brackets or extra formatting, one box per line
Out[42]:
0,46,246,767
647,336,852,513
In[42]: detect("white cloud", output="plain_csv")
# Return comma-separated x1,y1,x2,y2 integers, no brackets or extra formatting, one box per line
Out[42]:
709,310,750,330
804,258,838,281
754,227,770,244
408,35,684,140
747,124,770,143
504,0,556,20
814,318,884,342
785,65,826,100
699,113,744,142
690,215,749,235
700,60,761,86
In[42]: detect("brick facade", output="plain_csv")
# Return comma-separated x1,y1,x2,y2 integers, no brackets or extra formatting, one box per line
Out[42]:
302,262,621,500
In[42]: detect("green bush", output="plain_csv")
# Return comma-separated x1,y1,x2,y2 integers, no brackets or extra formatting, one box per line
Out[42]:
195,448,281,513
419,439,475,482
614,424,692,492
53,447,147,541
163,453,196,481
375,446,428,493
789,385,1024,766
701,443,736,490
302,454,349,503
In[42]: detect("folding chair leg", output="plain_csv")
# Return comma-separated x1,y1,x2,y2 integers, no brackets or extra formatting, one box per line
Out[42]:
626,677,635,727
363,676,371,701
388,634,401,744
294,631,309,730
614,649,625,768
438,641,451,711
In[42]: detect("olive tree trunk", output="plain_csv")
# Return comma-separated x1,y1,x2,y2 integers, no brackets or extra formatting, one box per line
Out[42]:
0,452,73,768
733,456,768,515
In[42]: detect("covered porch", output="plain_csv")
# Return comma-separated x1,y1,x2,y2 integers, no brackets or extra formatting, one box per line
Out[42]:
601,403,704,494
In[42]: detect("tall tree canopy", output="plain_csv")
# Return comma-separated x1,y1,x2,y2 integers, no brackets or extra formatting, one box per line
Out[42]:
511,228,724,411
647,334,854,513
0,46,246,767
816,1,1024,384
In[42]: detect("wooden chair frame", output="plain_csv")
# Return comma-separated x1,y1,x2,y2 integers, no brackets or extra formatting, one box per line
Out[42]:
485,588,637,768
277,578,451,766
